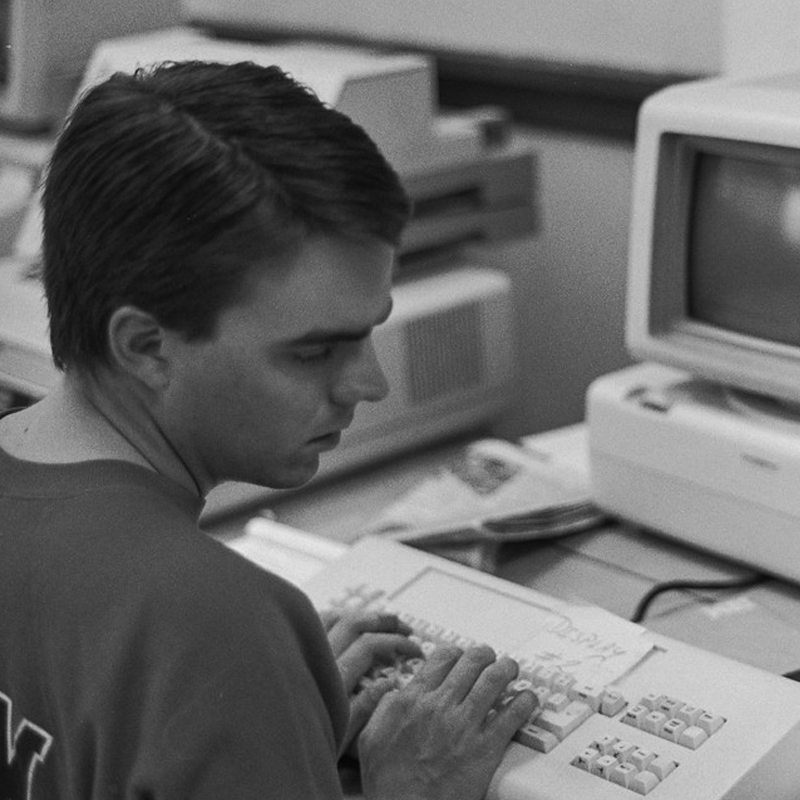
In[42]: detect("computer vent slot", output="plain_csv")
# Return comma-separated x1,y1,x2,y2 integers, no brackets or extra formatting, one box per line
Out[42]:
404,303,485,404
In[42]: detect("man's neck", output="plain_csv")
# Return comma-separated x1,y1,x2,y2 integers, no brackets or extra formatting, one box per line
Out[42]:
0,372,202,497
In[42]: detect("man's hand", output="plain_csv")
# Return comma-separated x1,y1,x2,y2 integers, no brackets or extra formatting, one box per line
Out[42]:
357,644,537,800
321,608,422,755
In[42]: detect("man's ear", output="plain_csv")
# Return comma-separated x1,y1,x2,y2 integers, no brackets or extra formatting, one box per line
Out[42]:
106,305,171,390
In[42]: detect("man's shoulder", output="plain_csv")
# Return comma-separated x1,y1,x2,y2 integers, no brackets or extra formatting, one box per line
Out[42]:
12,468,308,627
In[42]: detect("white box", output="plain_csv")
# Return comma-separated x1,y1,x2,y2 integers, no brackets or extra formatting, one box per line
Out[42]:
587,362,800,582
78,28,480,174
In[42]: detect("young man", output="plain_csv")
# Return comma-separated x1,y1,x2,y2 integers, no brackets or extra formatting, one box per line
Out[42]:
0,61,535,799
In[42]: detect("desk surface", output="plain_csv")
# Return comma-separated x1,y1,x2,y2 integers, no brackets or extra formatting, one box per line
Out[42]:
204,437,800,677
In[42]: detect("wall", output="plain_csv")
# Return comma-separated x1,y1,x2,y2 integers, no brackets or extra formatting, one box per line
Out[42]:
10,0,784,442
474,127,636,439
722,1,800,76
187,0,723,74
479,0,800,440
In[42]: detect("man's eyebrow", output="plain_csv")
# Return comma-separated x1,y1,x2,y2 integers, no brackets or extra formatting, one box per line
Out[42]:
291,298,393,345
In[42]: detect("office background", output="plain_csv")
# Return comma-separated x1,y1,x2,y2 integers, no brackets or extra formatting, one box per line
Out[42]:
205,0,800,441
6,2,800,442
393,1,800,441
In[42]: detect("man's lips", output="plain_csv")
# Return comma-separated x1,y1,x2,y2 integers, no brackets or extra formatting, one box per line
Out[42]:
309,418,352,446
309,431,342,450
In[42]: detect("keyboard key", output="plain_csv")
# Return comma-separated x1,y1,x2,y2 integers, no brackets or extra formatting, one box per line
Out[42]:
510,678,533,693
551,673,576,694
570,682,605,711
612,739,638,762
591,754,619,779
514,722,559,753
398,611,418,626
543,691,570,712
648,755,678,780
678,725,709,750
675,704,703,726
621,704,649,729
642,710,669,736
628,748,656,771
533,667,558,688
697,711,725,736
660,717,687,743
631,770,660,795
640,693,666,711
498,677,536,710
658,696,684,717
517,659,540,678
422,622,445,638
420,640,438,658
592,734,618,755
609,762,639,788
532,686,551,705
600,688,627,716
571,746,601,771
536,701,593,740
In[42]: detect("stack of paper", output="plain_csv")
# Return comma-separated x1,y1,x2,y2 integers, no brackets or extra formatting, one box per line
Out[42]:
366,426,605,547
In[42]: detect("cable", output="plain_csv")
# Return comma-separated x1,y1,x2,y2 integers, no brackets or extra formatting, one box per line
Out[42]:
630,574,769,624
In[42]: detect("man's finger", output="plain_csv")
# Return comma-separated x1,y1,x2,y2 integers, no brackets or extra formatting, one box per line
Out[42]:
338,633,420,693
327,609,411,656
340,679,397,757
410,644,464,691
318,609,340,632
436,645,499,705
459,655,520,719
486,688,538,745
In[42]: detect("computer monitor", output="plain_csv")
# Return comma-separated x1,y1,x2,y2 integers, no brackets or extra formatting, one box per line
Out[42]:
588,72,800,582
626,72,800,412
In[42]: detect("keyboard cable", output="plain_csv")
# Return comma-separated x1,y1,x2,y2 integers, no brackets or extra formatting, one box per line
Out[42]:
629,573,769,624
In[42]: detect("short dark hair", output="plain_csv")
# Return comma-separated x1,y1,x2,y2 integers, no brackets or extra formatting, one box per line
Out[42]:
42,60,411,371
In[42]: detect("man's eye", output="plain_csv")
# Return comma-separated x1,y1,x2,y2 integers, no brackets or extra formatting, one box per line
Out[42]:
295,345,335,363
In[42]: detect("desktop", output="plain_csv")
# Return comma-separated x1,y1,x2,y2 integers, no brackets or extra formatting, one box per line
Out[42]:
588,71,800,583
1,27,796,793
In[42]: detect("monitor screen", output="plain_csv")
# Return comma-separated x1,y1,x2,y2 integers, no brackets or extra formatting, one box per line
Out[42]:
688,149,800,349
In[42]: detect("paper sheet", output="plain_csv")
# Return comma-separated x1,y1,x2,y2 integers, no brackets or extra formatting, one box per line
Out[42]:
366,432,603,544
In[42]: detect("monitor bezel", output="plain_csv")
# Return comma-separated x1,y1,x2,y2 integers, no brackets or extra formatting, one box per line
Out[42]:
628,129,800,405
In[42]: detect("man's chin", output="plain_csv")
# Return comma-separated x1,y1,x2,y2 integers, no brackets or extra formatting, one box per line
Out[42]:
211,454,321,495
262,456,320,490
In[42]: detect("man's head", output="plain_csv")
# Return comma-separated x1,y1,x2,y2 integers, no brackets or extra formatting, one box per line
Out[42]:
42,59,410,373
40,60,410,490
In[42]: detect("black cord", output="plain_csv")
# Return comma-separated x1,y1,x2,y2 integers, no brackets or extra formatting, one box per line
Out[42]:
630,574,769,624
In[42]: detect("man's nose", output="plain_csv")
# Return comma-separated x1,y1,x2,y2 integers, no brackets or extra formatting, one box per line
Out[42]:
332,340,389,406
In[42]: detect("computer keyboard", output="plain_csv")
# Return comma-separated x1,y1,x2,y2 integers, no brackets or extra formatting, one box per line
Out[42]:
303,537,800,799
